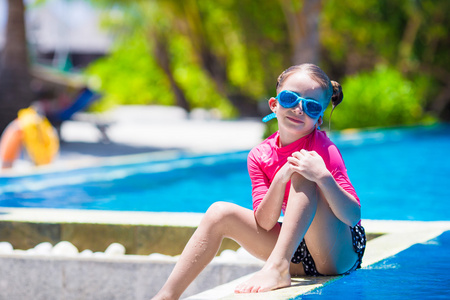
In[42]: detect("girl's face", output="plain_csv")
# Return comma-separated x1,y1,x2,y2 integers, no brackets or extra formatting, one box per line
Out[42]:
269,72,326,144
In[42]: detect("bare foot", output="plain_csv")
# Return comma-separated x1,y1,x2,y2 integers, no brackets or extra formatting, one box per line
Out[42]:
234,260,291,293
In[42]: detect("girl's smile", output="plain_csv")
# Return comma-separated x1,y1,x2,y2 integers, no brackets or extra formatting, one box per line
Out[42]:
286,115,304,124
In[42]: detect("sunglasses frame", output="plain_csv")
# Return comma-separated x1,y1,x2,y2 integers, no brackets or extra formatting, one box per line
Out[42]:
262,90,324,122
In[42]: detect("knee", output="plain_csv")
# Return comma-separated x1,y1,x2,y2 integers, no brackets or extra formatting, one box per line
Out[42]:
202,201,236,231
205,201,234,221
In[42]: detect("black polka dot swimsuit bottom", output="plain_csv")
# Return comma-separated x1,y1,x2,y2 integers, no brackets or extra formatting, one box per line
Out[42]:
291,224,366,276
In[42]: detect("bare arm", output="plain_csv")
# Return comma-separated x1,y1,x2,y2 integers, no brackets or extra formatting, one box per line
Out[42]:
254,161,297,231
315,172,361,226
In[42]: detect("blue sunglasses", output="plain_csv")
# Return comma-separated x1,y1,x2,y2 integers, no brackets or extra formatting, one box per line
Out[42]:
262,90,324,122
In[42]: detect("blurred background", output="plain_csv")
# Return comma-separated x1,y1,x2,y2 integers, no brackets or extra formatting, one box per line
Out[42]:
0,0,449,136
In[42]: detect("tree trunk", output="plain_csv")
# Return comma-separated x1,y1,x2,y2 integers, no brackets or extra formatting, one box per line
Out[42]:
279,0,322,65
152,32,191,112
422,65,450,121
0,0,33,135
196,38,259,117
398,1,423,73
180,1,258,117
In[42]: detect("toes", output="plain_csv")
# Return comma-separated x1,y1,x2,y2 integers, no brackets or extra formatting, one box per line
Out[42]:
250,285,261,293
245,285,257,293
235,282,259,294
234,283,248,293
234,285,243,293
257,285,271,293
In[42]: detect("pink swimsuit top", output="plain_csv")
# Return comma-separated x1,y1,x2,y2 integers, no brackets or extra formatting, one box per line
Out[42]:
247,129,360,217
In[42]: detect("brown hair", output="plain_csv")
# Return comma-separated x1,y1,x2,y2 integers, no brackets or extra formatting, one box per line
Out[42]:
276,63,343,114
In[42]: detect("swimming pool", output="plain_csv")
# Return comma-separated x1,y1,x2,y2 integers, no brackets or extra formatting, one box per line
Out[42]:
0,124,449,221
296,230,450,300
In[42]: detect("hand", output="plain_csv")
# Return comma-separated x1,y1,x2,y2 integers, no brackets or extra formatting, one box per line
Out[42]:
275,160,297,184
287,149,329,183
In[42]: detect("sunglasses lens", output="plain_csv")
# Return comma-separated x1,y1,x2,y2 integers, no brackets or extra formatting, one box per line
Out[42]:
279,91,300,108
304,100,323,117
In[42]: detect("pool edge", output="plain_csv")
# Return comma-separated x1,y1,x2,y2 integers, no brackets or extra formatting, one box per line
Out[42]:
185,219,450,300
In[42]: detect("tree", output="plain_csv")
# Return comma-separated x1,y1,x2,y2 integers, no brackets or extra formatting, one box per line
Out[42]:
320,0,450,120
279,0,323,65
88,0,326,117
0,0,33,135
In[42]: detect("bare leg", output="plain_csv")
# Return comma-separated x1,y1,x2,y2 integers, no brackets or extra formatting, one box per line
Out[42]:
151,202,281,300
235,173,318,293
303,189,358,275
235,172,359,293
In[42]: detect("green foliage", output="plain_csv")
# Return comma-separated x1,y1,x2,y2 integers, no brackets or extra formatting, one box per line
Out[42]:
169,35,237,117
85,2,236,116
323,65,435,130
321,0,425,68
85,0,288,116
85,33,173,112
83,0,448,126
414,0,450,68
321,0,450,120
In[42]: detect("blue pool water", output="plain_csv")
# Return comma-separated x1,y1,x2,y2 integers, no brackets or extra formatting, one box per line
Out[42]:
0,124,449,221
296,230,450,300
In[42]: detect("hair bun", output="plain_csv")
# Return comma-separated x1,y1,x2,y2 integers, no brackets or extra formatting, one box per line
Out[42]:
331,81,343,108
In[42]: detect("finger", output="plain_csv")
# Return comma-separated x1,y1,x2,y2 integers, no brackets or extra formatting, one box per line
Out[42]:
289,163,304,174
300,149,309,155
292,151,304,159
291,167,305,176
287,157,299,166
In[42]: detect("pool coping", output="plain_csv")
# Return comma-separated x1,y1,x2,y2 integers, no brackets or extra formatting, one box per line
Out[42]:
0,207,205,227
1,208,449,299
186,219,450,300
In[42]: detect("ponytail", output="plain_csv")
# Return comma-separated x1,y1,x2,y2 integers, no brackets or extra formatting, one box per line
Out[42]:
328,81,343,129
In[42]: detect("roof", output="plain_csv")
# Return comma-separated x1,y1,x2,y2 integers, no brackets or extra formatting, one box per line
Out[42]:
0,0,112,53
